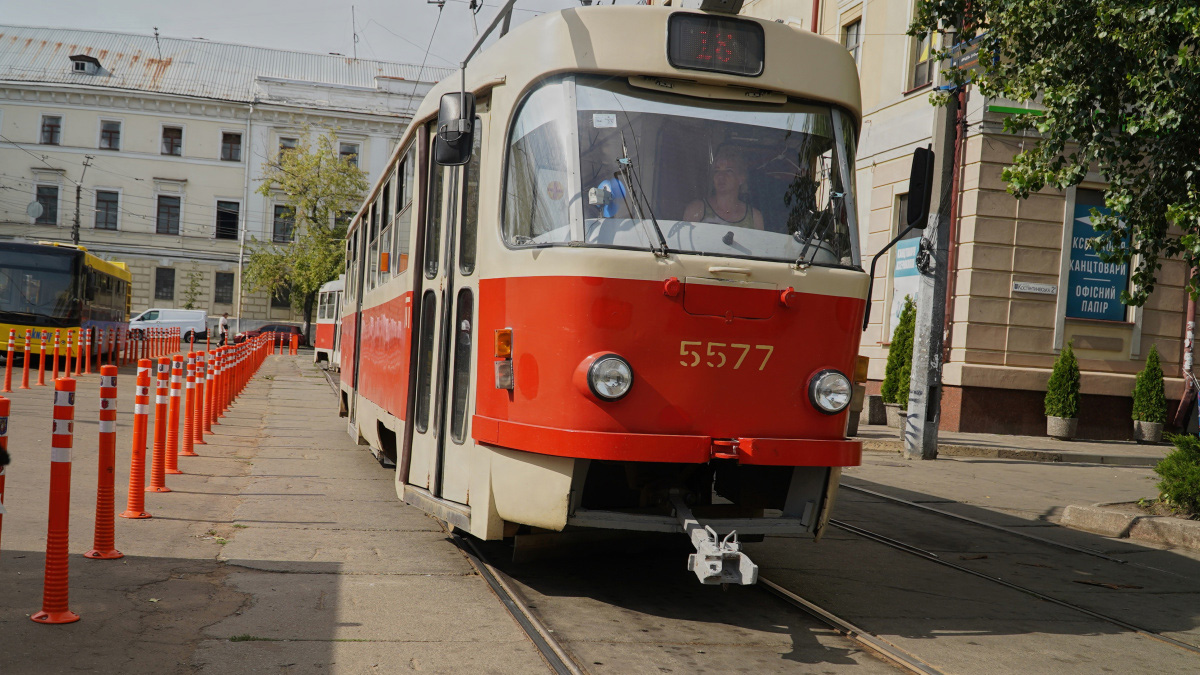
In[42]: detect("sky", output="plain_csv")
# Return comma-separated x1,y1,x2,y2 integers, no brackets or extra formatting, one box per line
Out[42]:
0,0,621,68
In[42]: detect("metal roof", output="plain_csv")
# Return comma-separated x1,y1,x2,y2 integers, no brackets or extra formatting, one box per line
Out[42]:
0,24,455,114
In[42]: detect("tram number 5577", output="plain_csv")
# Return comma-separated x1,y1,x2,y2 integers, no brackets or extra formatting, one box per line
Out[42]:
679,341,773,370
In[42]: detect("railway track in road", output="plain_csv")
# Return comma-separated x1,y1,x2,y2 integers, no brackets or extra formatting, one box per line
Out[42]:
451,525,948,675
827,517,1200,658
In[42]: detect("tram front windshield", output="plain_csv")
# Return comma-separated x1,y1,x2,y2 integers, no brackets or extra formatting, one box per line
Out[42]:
504,74,861,268
0,248,80,325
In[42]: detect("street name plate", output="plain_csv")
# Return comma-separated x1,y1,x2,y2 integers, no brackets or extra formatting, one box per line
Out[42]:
1013,281,1057,295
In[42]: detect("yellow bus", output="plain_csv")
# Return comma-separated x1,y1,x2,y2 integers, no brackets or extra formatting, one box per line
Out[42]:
0,241,131,362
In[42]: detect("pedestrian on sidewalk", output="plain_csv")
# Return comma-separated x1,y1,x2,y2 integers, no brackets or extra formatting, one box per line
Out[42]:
218,313,230,347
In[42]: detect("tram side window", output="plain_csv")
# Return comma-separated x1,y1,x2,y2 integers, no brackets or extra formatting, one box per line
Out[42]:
367,206,379,291
393,146,415,275
424,137,446,279
504,80,571,246
460,119,483,276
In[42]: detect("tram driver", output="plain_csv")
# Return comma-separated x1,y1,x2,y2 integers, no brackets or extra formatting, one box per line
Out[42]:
681,146,765,231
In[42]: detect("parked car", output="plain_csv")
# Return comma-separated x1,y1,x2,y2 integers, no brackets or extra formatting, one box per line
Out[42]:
238,324,307,348
129,308,208,343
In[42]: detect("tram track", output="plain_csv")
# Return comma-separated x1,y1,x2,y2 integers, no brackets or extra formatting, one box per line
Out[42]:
450,520,948,675
826,518,1200,657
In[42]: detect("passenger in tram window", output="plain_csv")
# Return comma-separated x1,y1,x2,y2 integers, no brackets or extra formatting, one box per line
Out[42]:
681,145,765,230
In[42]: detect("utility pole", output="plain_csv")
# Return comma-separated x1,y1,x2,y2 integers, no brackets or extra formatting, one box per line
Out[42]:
71,155,92,246
904,48,960,460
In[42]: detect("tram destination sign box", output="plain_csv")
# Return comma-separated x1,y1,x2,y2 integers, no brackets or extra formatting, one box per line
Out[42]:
1066,201,1128,322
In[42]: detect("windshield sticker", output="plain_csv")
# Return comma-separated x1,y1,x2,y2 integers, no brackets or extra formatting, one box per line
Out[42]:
592,113,617,128
546,180,565,201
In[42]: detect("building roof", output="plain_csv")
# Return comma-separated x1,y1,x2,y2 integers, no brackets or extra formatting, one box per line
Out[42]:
0,24,455,114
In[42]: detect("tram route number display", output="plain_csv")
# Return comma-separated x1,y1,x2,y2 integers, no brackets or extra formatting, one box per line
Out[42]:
679,341,773,370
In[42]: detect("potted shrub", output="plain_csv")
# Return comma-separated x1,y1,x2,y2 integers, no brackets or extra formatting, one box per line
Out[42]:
1131,344,1166,443
881,296,915,429
1044,341,1081,440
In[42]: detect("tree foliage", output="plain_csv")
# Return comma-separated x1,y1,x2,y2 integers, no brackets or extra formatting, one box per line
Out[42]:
1132,344,1167,423
1044,341,1081,419
881,296,916,405
245,130,366,335
1155,434,1200,513
911,1,1200,303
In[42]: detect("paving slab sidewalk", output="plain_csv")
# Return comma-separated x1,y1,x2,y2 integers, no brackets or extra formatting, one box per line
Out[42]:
856,425,1171,466
0,356,544,674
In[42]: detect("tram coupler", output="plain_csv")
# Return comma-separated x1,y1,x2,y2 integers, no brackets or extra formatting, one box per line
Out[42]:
669,493,759,586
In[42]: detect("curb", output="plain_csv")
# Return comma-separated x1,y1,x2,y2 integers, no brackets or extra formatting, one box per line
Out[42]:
861,438,1163,467
1060,503,1200,551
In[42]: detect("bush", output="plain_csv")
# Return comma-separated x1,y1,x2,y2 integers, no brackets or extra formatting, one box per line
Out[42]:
1131,344,1167,423
1044,341,1080,419
881,296,915,406
1155,434,1200,514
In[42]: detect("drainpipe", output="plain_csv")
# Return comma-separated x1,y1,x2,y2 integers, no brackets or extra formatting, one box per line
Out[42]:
1173,271,1196,429
810,0,821,33
942,87,967,362
235,102,254,336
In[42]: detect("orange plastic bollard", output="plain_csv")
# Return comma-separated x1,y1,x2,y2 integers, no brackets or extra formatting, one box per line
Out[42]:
204,350,215,433
165,355,184,475
181,355,198,457
213,348,225,422
85,366,123,560
65,332,74,378
32,377,80,624
74,330,83,377
20,329,31,389
52,330,61,381
0,397,8,551
84,328,93,374
37,332,47,386
146,358,171,493
193,353,206,446
120,362,153,519
3,329,14,392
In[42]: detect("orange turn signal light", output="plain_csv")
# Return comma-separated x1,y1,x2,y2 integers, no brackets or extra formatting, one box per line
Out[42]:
854,355,869,383
495,329,512,358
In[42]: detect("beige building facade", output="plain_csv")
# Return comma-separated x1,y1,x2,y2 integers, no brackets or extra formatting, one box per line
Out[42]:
0,25,449,334
737,0,1190,438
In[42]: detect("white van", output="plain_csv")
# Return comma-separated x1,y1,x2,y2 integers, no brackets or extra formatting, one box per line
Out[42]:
130,308,208,342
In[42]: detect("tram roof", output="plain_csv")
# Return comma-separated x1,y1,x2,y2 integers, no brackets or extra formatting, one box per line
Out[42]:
411,6,862,126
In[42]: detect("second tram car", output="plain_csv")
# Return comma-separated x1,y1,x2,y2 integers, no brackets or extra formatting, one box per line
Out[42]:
339,5,870,584
314,275,344,369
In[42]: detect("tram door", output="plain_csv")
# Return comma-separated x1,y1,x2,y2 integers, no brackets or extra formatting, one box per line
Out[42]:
409,118,484,505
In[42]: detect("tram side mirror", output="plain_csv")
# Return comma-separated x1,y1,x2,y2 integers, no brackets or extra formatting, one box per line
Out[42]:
435,92,476,166
906,146,935,229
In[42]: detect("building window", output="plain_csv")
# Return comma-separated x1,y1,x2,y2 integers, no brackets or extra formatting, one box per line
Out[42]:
271,286,291,308
156,195,181,235
221,132,242,161
155,267,175,301
339,142,359,167
272,205,294,243
99,120,121,150
279,137,298,153
843,20,862,65
95,190,119,230
910,33,934,90
35,186,58,225
216,201,239,239
40,116,62,145
213,272,234,304
161,126,183,156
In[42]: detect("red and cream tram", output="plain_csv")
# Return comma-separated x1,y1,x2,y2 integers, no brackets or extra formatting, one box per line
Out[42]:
314,275,343,369
339,4,869,584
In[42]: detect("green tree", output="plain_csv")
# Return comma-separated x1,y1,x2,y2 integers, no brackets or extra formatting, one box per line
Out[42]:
1132,344,1167,423
911,1,1200,303
246,130,366,339
881,296,916,405
181,267,203,310
1155,435,1200,513
1044,341,1081,419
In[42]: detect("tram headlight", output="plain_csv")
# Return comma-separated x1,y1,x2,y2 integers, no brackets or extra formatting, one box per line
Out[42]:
809,369,851,415
587,354,634,401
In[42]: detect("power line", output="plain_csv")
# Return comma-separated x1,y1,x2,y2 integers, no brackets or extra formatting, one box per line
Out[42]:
405,2,447,119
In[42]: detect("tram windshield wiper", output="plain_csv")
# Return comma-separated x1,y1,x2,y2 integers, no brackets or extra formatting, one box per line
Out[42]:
614,136,669,257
